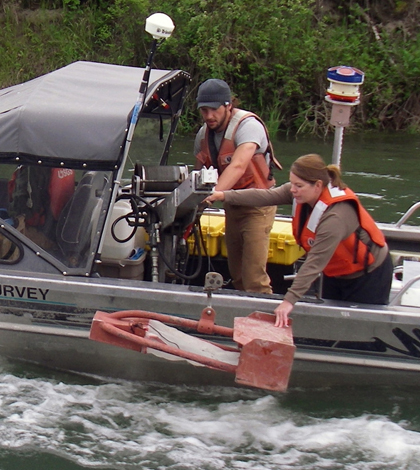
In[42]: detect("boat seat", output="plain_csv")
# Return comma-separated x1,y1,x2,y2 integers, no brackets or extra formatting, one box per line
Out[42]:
56,171,108,268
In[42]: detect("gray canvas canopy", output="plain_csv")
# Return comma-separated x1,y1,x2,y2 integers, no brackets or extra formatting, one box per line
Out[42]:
0,61,190,169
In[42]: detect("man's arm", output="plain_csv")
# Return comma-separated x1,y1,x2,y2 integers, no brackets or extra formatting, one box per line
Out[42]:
193,126,205,170
214,142,257,191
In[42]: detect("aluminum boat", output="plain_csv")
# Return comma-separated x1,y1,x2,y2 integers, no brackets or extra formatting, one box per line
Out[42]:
1,52,420,390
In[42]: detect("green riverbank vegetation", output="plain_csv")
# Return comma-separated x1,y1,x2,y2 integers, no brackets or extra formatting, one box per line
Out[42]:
1,0,419,136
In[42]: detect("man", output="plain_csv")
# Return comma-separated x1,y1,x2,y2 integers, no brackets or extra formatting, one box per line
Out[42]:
194,78,281,294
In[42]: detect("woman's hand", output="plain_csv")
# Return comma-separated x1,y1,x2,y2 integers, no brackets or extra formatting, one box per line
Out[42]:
204,190,225,205
274,300,294,328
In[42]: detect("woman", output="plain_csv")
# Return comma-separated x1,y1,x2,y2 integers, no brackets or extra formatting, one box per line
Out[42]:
206,154,393,328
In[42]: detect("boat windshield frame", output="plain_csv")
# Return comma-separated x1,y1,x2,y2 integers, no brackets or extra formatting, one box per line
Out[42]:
0,61,191,277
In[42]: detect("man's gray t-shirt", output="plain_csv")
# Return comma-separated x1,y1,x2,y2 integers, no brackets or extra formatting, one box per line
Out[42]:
194,117,268,157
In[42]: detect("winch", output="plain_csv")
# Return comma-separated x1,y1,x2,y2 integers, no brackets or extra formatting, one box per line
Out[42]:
107,165,218,283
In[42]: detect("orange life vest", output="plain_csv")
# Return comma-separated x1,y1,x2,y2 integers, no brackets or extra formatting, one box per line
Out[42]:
196,109,276,190
292,184,386,277
8,166,75,226
48,168,75,220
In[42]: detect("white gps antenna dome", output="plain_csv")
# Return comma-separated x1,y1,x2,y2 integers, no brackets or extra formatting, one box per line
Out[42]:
145,13,175,39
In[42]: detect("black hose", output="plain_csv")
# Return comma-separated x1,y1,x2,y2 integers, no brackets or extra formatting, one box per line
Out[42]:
157,226,203,281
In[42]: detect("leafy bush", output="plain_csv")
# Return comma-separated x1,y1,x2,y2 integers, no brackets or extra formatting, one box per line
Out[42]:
1,0,420,134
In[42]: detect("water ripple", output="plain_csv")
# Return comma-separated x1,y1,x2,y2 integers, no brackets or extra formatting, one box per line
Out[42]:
0,366,419,469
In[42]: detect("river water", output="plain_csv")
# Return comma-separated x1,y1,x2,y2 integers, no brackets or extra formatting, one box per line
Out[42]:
169,131,420,224
1,132,420,469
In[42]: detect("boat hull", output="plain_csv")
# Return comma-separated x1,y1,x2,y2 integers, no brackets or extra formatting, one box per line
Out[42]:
2,271,420,388
2,60,420,390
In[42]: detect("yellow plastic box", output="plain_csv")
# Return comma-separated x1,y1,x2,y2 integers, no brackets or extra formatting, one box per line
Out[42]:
267,220,305,265
221,219,305,265
188,213,225,257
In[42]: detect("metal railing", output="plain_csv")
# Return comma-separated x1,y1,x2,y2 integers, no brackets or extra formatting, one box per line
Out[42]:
389,273,420,307
395,202,420,228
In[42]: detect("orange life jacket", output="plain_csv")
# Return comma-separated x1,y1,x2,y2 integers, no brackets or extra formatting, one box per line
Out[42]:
8,166,75,226
292,184,386,277
48,168,75,220
196,109,277,190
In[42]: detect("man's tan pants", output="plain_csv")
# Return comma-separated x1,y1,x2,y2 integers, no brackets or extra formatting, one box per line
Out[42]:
224,202,276,294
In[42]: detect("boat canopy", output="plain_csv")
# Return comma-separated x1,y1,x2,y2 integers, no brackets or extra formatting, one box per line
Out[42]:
0,61,190,169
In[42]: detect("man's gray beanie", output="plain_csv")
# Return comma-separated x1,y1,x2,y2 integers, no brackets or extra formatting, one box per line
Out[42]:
196,79,231,109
